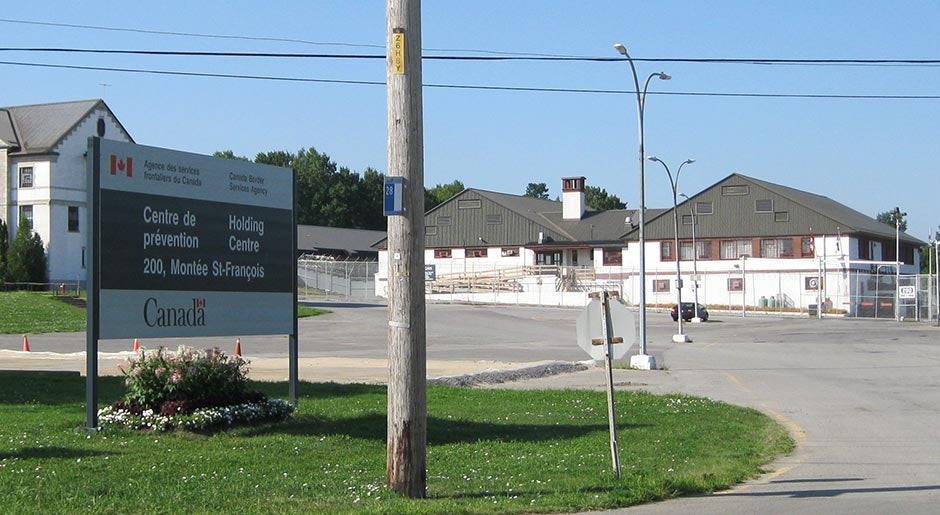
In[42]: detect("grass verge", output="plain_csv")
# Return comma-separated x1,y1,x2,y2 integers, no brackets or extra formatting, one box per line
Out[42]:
0,292,327,334
0,373,792,514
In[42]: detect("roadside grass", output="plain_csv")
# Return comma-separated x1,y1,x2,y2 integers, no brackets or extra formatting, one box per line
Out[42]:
0,292,327,334
0,291,85,334
0,373,792,514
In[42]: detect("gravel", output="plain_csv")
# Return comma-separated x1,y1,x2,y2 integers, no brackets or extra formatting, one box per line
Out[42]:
428,361,591,387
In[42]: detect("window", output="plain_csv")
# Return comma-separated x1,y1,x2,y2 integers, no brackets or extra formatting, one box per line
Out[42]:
68,206,80,232
660,241,673,260
801,237,815,257
602,248,622,266
720,239,752,259
485,214,503,225
680,241,694,261
774,211,789,222
19,205,33,230
425,225,437,235
536,251,561,265
681,214,694,225
434,249,452,259
457,199,481,209
467,247,487,258
437,216,452,226
18,166,34,188
653,279,670,293
695,201,714,215
760,239,777,258
755,199,774,213
500,247,519,257
696,240,712,259
728,278,743,292
721,185,749,196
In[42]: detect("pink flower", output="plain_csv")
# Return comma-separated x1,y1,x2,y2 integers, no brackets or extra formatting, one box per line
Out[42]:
155,367,166,377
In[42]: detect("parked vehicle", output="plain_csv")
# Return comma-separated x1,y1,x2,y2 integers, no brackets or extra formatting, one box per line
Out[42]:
671,302,708,322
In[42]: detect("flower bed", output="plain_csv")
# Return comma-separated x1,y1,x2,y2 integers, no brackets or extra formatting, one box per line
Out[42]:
98,345,293,432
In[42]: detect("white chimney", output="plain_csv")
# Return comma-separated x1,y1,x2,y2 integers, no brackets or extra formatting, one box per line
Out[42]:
562,176,586,220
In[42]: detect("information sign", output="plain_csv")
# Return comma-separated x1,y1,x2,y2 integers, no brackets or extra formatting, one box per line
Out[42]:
384,176,404,215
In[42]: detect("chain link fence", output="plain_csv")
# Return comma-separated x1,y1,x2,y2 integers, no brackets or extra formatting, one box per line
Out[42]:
297,257,380,302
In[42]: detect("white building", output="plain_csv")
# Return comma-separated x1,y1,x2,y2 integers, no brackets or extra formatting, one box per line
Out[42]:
376,175,924,317
1,99,133,284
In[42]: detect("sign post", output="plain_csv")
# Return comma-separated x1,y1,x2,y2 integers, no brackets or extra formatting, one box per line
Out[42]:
576,291,637,478
86,138,296,428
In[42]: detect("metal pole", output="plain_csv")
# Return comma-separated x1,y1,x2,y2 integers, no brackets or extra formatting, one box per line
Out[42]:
690,201,700,321
614,43,670,369
741,257,746,317
649,158,693,342
600,291,622,478
893,207,906,321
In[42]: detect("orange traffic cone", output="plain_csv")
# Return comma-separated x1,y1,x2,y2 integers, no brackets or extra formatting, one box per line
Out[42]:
234,338,242,356
132,338,140,352
22,334,30,352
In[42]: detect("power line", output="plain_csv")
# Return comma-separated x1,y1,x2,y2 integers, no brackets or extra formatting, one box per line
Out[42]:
3,47,940,66
3,60,939,99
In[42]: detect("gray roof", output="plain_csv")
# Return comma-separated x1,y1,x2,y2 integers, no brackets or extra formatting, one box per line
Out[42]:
640,173,925,245
297,224,386,256
0,99,133,155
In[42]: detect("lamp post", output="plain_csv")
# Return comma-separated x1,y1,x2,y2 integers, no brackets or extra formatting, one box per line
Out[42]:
892,207,906,321
648,157,695,342
679,193,702,323
613,43,671,369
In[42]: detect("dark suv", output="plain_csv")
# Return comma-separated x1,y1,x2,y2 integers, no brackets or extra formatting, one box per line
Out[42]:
670,302,708,322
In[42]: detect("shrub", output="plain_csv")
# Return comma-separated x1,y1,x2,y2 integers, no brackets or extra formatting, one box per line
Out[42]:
101,345,293,431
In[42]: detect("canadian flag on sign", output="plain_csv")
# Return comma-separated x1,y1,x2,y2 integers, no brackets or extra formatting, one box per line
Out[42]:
110,155,133,177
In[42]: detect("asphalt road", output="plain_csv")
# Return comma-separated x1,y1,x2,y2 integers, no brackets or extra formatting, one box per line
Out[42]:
1,301,938,514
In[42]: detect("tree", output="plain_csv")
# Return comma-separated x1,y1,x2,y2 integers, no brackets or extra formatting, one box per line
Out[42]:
7,217,47,286
212,150,250,161
425,180,465,211
524,182,549,199
876,208,907,233
255,150,294,168
584,186,626,210
0,218,8,284
356,167,387,230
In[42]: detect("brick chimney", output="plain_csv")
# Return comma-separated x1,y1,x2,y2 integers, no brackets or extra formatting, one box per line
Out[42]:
562,176,586,220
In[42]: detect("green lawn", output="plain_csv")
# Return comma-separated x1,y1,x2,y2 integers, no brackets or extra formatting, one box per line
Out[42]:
0,373,792,514
0,292,327,334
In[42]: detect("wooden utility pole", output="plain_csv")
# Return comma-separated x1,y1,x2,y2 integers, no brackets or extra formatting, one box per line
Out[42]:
386,0,427,498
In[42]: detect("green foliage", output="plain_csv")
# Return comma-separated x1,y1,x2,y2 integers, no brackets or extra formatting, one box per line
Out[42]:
524,182,550,199
0,217,8,283
585,185,626,210
425,180,465,211
876,208,908,233
6,216,47,285
212,149,250,161
120,346,251,410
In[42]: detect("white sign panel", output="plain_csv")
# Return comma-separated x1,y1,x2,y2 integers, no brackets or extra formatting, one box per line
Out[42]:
898,285,916,299
89,138,295,339
575,297,637,360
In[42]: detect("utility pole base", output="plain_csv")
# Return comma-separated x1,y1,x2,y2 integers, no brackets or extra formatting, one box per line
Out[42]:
672,334,692,343
630,354,657,370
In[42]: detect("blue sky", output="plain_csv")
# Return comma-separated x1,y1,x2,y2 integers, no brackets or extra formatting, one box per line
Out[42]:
2,1,938,241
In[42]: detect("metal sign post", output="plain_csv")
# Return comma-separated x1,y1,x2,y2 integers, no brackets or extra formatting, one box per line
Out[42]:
597,291,622,479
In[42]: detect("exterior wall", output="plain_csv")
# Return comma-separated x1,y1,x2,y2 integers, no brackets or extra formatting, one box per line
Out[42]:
4,107,130,284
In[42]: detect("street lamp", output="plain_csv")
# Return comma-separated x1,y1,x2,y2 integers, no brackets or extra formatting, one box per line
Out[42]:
891,206,906,321
647,156,695,343
613,43,671,369
679,193,702,323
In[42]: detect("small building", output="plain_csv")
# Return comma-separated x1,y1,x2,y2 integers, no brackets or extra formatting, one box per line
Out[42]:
375,174,924,315
297,224,385,260
1,99,133,284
